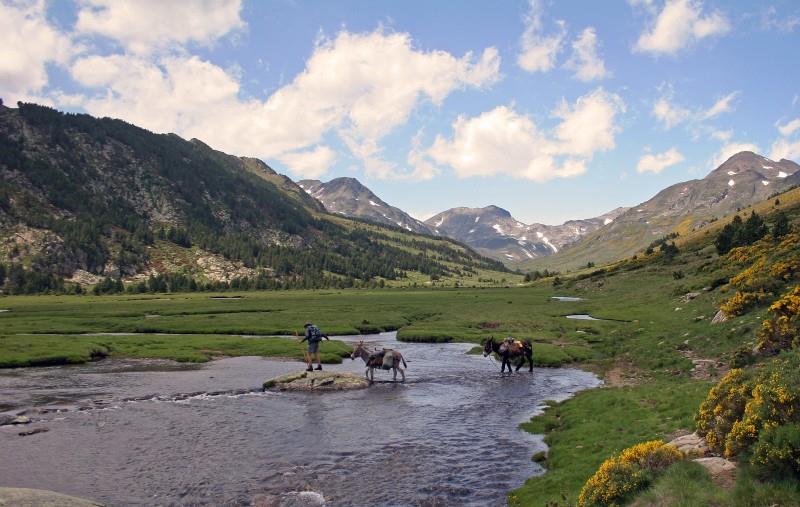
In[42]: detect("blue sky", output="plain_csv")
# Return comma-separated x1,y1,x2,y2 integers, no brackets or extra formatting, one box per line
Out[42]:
2,0,800,224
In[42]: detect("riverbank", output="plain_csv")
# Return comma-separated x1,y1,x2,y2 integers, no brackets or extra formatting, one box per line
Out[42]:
0,334,352,368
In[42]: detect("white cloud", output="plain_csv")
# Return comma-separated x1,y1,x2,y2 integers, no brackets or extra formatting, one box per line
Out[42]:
761,6,800,33
422,89,624,182
712,141,760,167
652,88,737,129
277,145,337,179
67,29,500,180
75,0,244,55
517,0,566,73
711,129,732,141
0,0,74,101
634,0,730,55
552,88,626,157
406,131,439,181
700,91,738,119
777,118,800,137
770,138,800,161
564,27,609,81
652,96,691,128
636,147,684,173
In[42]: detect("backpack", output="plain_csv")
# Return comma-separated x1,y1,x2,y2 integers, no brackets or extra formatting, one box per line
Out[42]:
307,325,323,343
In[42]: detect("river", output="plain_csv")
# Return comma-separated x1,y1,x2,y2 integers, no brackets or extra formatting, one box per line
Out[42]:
0,332,600,506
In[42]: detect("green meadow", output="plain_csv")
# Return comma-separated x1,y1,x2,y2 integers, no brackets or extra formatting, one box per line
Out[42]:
1,202,798,506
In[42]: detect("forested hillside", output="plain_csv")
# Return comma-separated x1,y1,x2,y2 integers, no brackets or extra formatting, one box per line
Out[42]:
0,103,508,293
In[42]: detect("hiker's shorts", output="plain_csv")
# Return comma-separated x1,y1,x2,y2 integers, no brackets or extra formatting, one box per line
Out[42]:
307,341,320,354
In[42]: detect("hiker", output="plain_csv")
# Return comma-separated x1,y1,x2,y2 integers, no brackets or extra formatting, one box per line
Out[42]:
299,322,329,371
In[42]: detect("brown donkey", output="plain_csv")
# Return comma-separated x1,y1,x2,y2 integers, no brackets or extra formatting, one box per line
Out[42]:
351,341,407,382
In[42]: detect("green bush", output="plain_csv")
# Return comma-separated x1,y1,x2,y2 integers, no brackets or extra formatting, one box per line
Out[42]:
751,424,800,480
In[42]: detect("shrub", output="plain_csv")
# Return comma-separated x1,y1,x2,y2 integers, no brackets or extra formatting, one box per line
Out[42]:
577,440,683,507
696,351,800,458
757,286,800,355
695,369,753,454
719,291,769,317
751,424,800,480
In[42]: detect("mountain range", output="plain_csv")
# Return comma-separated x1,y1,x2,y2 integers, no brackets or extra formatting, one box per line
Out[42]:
2,102,799,291
0,102,507,292
301,152,799,269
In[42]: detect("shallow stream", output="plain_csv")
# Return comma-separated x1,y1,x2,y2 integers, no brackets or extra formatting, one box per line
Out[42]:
0,332,600,506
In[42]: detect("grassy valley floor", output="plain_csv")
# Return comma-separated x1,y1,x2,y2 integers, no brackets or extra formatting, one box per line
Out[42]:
1,224,799,505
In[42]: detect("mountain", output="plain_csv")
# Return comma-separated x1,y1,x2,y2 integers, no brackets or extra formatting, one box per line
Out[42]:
298,177,432,234
0,102,508,292
425,205,628,263
521,151,800,271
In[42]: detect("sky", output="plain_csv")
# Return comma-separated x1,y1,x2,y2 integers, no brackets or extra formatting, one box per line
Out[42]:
2,0,800,225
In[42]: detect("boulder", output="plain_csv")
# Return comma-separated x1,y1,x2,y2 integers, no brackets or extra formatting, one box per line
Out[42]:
263,371,369,392
667,432,710,457
0,487,103,506
251,492,326,507
680,292,701,303
711,309,729,324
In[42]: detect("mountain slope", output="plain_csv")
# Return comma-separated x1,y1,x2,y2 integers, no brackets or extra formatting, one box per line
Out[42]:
425,205,628,263
0,103,508,291
521,151,800,272
298,177,432,234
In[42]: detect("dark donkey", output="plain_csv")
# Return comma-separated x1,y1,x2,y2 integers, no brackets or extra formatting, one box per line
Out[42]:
483,337,534,373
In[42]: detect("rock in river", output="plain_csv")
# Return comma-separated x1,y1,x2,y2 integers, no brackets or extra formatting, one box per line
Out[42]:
263,371,369,392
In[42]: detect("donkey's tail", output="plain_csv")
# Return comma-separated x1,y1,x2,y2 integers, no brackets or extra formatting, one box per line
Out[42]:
401,354,408,368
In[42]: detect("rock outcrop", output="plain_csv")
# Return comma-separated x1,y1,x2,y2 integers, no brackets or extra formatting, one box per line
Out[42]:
263,371,369,392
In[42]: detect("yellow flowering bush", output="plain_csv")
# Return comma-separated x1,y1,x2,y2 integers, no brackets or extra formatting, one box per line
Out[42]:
756,286,800,355
576,440,683,507
720,290,769,316
751,424,800,480
696,351,800,459
695,369,753,454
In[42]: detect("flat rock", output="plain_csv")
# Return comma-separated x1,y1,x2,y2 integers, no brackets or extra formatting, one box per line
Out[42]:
252,492,326,507
263,371,369,392
667,432,710,457
693,457,737,488
0,487,103,506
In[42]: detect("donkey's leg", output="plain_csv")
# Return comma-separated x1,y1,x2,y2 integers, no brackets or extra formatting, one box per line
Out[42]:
528,352,534,372
515,354,523,372
399,367,405,382
393,367,397,381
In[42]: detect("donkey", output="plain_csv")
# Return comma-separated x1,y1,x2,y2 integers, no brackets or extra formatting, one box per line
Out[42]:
351,340,407,382
483,336,534,373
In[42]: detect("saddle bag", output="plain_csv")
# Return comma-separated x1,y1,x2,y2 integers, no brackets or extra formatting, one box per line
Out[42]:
381,349,394,370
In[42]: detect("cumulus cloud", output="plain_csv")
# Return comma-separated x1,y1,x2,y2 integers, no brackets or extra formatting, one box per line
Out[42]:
634,0,730,55
420,89,624,182
517,0,566,73
75,0,244,55
0,0,74,101
712,141,760,167
636,147,684,173
276,145,337,179
68,29,501,179
652,96,691,128
777,118,800,137
769,138,800,161
652,89,738,129
564,27,609,81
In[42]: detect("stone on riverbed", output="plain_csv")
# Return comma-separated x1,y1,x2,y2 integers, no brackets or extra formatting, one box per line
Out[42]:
0,487,103,506
263,371,369,392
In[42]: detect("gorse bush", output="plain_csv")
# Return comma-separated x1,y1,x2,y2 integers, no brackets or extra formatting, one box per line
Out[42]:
752,423,800,480
576,440,683,507
757,286,800,355
696,351,800,460
720,290,769,316
695,368,753,455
